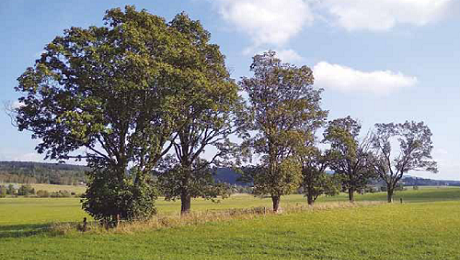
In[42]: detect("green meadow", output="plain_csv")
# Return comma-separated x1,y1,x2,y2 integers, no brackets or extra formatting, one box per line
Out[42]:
1,187,460,259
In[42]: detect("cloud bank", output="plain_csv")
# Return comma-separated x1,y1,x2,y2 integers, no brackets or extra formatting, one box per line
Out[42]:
320,0,455,31
214,0,314,47
212,0,456,38
313,62,418,95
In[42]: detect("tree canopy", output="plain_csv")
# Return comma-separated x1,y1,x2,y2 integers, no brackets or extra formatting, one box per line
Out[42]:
239,51,326,212
154,13,240,214
14,6,232,223
323,116,375,202
371,121,438,202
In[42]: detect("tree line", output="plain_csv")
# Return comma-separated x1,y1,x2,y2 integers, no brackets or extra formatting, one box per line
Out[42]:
12,6,437,226
0,184,76,198
0,161,87,185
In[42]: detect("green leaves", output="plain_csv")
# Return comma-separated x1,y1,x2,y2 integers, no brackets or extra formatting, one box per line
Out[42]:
371,121,438,202
239,51,327,210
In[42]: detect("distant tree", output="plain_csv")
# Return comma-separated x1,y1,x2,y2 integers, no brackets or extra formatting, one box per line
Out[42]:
17,184,34,196
298,147,341,205
239,51,325,212
7,184,15,195
156,158,231,213
371,121,437,203
36,190,50,198
0,185,6,198
155,14,240,215
323,117,376,202
14,6,200,224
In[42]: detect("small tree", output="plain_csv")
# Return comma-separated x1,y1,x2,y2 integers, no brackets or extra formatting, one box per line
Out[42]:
324,117,375,202
0,185,7,198
299,147,340,205
17,184,34,196
371,121,437,203
242,158,302,211
156,157,230,213
239,51,325,212
7,184,15,195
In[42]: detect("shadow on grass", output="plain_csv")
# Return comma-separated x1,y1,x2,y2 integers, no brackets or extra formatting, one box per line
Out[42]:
0,223,54,238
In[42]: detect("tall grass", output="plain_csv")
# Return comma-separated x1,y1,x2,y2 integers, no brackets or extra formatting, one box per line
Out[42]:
51,201,384,235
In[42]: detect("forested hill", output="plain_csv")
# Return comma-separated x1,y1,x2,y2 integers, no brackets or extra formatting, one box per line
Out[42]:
2,161,456,187
0,161,248,186
0,161,88,185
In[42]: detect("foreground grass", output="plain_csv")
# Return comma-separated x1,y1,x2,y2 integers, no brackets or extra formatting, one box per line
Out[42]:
1,201,460,259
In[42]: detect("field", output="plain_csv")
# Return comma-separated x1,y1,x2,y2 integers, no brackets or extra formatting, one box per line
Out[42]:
1,187,460,259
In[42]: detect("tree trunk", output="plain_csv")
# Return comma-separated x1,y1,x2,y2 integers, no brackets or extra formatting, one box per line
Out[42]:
307,193,314,206
387,187,394,203
180,192,191,215
348,188,355,203
272,196,281,213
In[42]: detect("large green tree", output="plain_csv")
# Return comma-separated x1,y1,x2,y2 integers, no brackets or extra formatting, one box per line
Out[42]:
323,117,375,202
14,6,201,224
239,51,326,212
371,121,437,203
155,13,239,215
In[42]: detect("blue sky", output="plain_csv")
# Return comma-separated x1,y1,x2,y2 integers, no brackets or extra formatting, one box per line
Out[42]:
1,0,459,180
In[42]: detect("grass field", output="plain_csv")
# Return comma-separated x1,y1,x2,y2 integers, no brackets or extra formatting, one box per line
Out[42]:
1,187,460,259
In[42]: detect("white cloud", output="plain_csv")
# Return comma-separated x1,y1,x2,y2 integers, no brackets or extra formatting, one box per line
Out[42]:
274,49,303,63
313,62,418,95
214,0,313,47
320,0,455,31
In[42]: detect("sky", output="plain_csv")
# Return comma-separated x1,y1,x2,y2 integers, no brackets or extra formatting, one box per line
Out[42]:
1,0,459,180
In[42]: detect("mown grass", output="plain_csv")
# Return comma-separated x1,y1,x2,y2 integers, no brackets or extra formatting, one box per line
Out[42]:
1,187,460,259
1,201,460,259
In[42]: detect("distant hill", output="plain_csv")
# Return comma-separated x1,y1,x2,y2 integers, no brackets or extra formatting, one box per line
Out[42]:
0,161,88,185
214,168,250,186
1,161,456,187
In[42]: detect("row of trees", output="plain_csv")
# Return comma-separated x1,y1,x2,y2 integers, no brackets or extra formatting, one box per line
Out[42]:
13,6,437,225
0,184,75,198
0,184,35,197
0,161,87,185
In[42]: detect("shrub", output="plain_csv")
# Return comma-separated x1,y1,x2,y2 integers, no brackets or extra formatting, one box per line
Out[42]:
82,168,157,226
17,185,35,196
36,190,50,198
50,190,72,198
0,185,7,198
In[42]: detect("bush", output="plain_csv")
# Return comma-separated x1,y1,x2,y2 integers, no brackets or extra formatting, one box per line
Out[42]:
413,185,419,190
36,190,50,198
82,168,157,226
0,185,7,198
7,184,15,195
17,185,35,196
50,190,72,198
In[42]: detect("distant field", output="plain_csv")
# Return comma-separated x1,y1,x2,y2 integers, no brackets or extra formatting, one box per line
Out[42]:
1,187,459,226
